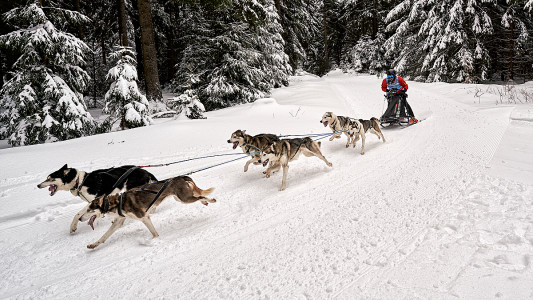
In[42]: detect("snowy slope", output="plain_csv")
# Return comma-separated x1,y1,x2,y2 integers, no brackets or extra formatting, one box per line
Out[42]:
1,72,532,299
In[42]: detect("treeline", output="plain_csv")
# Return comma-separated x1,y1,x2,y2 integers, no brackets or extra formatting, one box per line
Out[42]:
0,0,532,146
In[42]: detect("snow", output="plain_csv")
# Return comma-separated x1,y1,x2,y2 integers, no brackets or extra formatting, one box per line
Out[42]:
1,73,532,299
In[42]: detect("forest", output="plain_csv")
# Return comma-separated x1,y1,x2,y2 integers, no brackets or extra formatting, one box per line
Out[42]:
0,0,532,146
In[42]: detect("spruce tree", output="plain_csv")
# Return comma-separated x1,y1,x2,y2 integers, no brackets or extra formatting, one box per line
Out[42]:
0,1,94,146
174,0,291,110
103,47,151,129
385,0,494,82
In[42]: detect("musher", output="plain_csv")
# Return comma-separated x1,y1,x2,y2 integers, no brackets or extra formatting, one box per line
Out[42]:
380,69,418,125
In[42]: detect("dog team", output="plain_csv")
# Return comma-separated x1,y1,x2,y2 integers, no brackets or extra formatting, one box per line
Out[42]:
37,112,385,249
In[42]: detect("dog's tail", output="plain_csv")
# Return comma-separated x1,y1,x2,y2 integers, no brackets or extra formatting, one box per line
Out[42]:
193,186,215,197
371,117,380,128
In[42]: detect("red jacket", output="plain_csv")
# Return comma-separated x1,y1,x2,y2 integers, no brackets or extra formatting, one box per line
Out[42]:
381,76,408,94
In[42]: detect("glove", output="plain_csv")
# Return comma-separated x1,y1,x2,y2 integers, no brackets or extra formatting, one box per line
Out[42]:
385,88,390,93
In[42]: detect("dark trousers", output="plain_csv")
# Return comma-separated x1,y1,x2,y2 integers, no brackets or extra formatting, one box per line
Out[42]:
382,94,415,118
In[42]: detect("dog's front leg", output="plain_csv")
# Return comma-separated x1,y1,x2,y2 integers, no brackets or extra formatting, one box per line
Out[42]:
360,132,366,155
140,216,159,238
263,161,280,178
71,203,90,233
345,133,351,148
87,217,126,249
279,163,289,191
243,158,256,172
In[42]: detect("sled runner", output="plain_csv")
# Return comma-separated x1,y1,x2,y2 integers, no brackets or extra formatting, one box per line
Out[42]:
379,92,418,127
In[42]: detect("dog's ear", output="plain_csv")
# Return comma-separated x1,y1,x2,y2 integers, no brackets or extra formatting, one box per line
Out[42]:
61,164,68,170
242,130,246,134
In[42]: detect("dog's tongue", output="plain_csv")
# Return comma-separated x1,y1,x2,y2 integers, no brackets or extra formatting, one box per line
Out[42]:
48,185,57,196
323,121,328,127
233,142,238,149
262,159,269,167
88,215,96,230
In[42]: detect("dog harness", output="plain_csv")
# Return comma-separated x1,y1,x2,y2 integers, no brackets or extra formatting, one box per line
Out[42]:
110,166,140,192
117,194,125,217
70,172,90,202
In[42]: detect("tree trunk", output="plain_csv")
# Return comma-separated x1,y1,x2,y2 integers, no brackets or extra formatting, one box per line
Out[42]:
75,0,83,39
509,20,514,81
321,2,330,75
137,0,162,102
118,0,129,47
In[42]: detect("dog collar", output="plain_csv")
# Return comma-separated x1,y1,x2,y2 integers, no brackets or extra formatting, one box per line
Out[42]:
70,172,88,195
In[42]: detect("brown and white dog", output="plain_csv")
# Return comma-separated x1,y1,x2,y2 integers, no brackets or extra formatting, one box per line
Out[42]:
79,176,216,249
258,137,332,191
227,130,279,172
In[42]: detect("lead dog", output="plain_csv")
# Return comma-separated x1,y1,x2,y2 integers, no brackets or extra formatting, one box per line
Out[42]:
227,130,279,172
79,176,216,249
258,137,332,191
37,164,157,233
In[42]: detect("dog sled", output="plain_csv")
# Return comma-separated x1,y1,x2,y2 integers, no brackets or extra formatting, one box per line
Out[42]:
379,92,418,127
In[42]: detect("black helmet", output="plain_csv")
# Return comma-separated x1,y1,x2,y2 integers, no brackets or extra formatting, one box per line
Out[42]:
386,69,396,76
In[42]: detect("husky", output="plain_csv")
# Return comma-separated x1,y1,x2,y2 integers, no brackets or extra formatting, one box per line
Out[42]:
258,137,332,191
79,176,216,249
37,164,157,233
356,117,386,144
227,130,279,172
320,112,359,148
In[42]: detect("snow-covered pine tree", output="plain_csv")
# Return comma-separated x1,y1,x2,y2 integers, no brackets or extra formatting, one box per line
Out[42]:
174,0,292,110
348,34,387,74
0,2,94,146
385,0,494,83
103,47,151,129
494,0,533,81
339,0,391,74
168,89,206,119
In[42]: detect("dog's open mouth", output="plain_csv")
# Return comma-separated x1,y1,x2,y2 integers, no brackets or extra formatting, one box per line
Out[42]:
48,184,58,196
88,215,97,230
323,121,328,127
232,141,238,149
262,159,269,167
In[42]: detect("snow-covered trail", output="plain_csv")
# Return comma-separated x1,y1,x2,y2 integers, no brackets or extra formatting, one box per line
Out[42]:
1,72,531,299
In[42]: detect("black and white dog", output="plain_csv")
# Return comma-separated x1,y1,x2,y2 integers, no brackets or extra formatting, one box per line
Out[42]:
37,164,157,233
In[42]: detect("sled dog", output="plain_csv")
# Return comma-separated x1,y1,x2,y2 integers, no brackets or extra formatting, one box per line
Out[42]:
321,112,367,154
80,176,216,249
358,117,386,142
320,112,357,148
37,164,157,233
259,137,332,191
227,129,279,172
348,117,386,154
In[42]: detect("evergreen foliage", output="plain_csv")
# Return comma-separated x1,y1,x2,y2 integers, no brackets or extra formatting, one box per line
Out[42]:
173,0,292,110
104,47,151,129
0,2,94,146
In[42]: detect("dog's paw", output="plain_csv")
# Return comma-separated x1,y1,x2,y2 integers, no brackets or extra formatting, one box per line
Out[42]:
70,224,78,234
265,173,271,178
244,167,249,172
329,137,334,141
327,162,333,167
87,242,100,249
361,151,365,155
345,144,349,148
201,201,208,206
